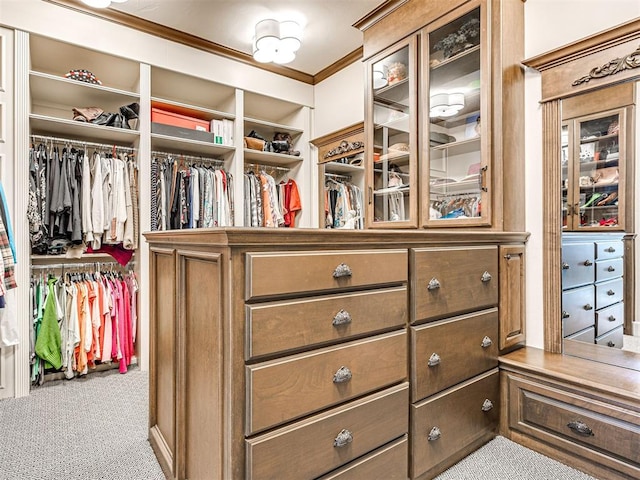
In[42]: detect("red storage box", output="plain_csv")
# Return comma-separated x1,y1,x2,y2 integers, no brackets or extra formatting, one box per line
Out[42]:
151,107,210,132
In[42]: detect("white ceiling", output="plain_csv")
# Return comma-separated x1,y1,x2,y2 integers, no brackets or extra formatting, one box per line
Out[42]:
109,0,386,76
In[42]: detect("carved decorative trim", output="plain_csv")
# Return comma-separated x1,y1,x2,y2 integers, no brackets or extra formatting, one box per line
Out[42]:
324,140,364,160
572,44,640,86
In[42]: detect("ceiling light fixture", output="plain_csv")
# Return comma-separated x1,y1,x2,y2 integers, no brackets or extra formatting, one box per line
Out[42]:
430,92,465,118
252,19,302,65
81,0,128,8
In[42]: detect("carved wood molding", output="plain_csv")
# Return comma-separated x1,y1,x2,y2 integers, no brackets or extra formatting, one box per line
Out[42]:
573,44,640,86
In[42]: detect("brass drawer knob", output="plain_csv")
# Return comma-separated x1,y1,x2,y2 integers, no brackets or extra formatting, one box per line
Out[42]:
427,426,441,442
427,277,441,290
605,246,616,253
332,366,352,383
607,289,615,296
481,399,494,412
583,260,593,266
608,315,616,322
333,263,352,278
481,271,492,282
562,311,570,319
427,353,441,367
607,265,616,272
333,429,353,448
567,420,594,436
332,309,352,326
583,304,593,311
562,262,570,270
481,336,493,348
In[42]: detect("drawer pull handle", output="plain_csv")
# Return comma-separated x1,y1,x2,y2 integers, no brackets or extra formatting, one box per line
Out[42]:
607,289,615,296
428,353,441,367
605,246,616,253
562,262,570,270
607,341,616,347
481,271,492,282
333,429,353,448
332,309,352,326
567,420,594,436
481,399,494,412
583,260,593,266
607,266,616,272
427,278,441,290
562,311,570,319
333,366,352,383
333,263,352,278
608,315,616,322
504,254,512,260
481,336,493,348
427,426,441,442
583,304,593,311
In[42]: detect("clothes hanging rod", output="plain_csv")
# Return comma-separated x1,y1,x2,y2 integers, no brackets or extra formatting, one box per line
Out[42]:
151,151,225,165
245,162,290,173
325,172,352,181
31,260,136,270
30,135,136,153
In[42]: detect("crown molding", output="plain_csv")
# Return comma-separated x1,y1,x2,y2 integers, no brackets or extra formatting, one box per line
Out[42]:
313,47,363,84
353,0,409,32
44,0,315,84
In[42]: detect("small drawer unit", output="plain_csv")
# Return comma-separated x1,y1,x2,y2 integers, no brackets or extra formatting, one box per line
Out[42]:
561,242,595,289
506,370,640,479
411,246,498,322
411,309,498,402
411,369,499,479
246,330,407,434
595,325,624,349
561,234,624,349
246,249,407,300
246,384,409,480
561,285,595,337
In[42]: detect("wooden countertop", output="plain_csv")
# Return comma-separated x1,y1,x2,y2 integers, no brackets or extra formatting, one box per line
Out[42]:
500,347,640,403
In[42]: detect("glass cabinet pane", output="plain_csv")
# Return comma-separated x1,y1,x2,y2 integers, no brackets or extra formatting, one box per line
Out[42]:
426,7,486,224
576,113,621,229
369,42,415,225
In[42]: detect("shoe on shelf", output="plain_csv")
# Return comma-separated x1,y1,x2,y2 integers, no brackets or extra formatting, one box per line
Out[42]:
581,192,603,208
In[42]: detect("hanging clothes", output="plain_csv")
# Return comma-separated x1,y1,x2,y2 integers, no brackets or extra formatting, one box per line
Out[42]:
29,139,138,258
324,177,363,229
30,266,138,385
0,177,18,347
150,155,234,230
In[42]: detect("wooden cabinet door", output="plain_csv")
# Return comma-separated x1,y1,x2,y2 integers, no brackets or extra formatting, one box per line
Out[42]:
148,247,177,479
499,245,526,351
176,250,225,480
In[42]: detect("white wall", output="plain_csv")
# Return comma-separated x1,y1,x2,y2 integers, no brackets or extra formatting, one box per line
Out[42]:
523,0,640,348
314,61,365,137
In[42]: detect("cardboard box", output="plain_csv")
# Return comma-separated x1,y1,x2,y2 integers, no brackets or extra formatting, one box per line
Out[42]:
151,107,210,132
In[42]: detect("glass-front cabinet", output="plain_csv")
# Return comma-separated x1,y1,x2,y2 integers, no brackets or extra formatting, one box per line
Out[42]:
563,109,627,231
365,36,417,227
423,5,489,226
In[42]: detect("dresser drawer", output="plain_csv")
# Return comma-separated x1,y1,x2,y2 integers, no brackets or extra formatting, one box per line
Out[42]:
595,258,623,283
316,436,408,480
506,372,640,475
595,277,623,310
562,242,595,289
411,369,499,479
246,384,408,480
411,309,498,402
246,330,407,434
246,249,407,300
562,285,595,337
595,325,623,349
246,287,407,359
595,240,624,260
595,301,624,337
565,326,595,344
411,246,498,322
